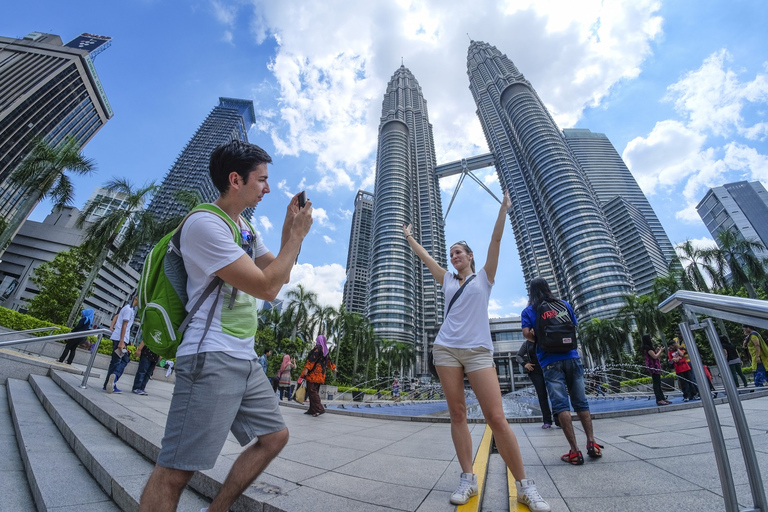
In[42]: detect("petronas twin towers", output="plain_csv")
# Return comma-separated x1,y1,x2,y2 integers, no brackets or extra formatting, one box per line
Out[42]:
346,40,673,372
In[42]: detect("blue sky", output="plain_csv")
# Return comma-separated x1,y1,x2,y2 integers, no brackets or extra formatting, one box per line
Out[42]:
4,0,768,318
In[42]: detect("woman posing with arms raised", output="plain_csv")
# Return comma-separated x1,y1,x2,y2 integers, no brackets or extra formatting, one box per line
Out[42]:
403,191,550,512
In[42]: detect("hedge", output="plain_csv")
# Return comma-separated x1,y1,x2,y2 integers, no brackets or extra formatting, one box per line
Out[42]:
0,306,106,355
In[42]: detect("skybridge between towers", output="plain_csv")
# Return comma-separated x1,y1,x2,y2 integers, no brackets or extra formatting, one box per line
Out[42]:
434,152,500,222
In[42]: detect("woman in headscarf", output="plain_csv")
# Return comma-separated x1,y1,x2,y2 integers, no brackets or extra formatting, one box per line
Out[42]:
277,354,296,400
298,335,336,416
58,309,94,364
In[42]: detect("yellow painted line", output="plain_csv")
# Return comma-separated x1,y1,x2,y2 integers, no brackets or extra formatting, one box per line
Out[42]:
455,425,493,512
508,467,532,511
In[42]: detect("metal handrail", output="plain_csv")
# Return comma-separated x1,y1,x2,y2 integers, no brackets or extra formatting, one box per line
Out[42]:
0,328,113,390
659,289,768,328
659,290,766,512
0,326,63,337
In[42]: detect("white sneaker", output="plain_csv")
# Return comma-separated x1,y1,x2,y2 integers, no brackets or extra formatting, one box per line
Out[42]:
450,472,478,505
516,479,550,512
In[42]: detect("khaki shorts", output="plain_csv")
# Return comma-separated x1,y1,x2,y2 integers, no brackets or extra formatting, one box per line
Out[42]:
432,345,494,374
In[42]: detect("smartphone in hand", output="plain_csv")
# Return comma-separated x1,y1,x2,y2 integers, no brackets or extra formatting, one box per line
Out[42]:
298,191,307,208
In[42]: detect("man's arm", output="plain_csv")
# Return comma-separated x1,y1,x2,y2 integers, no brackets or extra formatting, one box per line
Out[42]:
522,327,536,342
118,320,129,351
216,202,313,301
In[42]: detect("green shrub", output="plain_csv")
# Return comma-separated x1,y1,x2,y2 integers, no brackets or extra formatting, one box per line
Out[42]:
620,373,676,388
0,306,70,335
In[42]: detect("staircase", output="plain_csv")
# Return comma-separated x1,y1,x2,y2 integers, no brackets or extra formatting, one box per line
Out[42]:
3,362,299,512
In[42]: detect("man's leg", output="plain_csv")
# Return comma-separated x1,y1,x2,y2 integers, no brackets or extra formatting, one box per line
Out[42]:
103,340,121,388
557,410,579,452
133,356,149,391
139,466,194,512
208,428,289,512
562,358,598,448
543,361,580,453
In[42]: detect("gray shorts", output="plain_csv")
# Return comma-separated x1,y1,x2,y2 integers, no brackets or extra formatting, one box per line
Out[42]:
432,345,495,374
157,351,286,471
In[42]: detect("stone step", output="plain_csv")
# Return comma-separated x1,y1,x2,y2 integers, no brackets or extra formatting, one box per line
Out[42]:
0,383,36,511
52,370,294,512
29,373,211,512
7,377,120,511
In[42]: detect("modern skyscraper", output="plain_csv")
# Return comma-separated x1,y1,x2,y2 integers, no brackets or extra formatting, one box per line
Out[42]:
697,181,768,259
0,31,113,236
467,41,632,319
563,128,674,295
130,97,256,270
343,190,374,315
368,65,447,371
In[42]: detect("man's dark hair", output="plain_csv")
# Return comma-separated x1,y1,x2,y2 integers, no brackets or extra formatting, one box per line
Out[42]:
527,277,557,309
209,140,272,194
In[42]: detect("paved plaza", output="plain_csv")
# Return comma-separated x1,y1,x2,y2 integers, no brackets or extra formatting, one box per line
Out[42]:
4,357,768,511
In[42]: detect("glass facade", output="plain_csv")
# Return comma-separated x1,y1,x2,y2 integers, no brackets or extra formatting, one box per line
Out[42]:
467,41,632,320
563,129,674,296
697,181,768,260
343,190,374,315
368,66,447,372
130,97,256,270
0,33,112,224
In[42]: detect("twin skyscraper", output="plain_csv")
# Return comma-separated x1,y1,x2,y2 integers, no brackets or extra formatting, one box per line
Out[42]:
343,40,675,371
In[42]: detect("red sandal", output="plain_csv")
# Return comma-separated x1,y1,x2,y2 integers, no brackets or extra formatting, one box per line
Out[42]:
586,440,604,458
561,449,584,465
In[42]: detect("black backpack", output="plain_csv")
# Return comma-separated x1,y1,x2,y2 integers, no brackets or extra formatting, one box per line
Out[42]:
535,300,577,354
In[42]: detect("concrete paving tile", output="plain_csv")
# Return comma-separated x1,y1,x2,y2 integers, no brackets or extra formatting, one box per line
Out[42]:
564,489,726,512
648,447,768,490
549,460,696,498
378,438,460,461
0,469,35,510
432,460,463,493
279,440,370,471
336,452,451,489
264,485,396,512
301,470,430,510
48,500,122,511
319,432,397,451
0,436,25,471
262,454,329,483
414,489,456,512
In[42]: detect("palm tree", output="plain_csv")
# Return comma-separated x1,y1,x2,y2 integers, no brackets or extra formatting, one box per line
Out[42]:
0,136,95,255
284,284,319,347
676,240,715,292
618,294,666,343
309,305,337,339
331,304,357,369
66,178,158,326
703,229,767,298
578,318,625,365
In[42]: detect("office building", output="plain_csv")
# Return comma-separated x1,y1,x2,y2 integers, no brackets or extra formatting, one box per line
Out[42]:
0,31,113,239
368,65,447,372
466,40,633,319
343,190,374,315
697,181,768,259
0,205,140,326
563,128,674,295
130,97,256,270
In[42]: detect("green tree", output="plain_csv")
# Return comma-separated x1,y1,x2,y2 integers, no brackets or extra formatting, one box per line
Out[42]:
25,247,93,324
0,136,95,255
284,284,318,346
676,239,715,292
67,178,158,326
578,317,626,365
703,229,767,298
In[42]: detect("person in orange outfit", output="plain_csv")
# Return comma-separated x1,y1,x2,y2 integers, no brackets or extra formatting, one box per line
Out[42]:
298,335,336,416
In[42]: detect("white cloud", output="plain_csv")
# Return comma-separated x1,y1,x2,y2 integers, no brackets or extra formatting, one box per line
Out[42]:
258,215,273,232
488,298,502,316
665,49,768,138
623,120,707,196
233,0,664,194
323,235,334,244
511,296,529,309
313,207,330,227
277,263,346,307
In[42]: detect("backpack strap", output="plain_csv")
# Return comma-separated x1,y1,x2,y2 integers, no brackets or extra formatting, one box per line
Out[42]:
446,274,476,318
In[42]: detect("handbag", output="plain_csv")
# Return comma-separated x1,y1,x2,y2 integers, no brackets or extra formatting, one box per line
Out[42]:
293,381,307,404
428,274,477,378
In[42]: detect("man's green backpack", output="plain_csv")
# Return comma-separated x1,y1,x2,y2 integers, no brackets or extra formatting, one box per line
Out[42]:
137,203,254,358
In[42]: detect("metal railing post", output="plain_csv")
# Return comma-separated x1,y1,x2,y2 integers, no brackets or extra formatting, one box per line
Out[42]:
678,319,739,512
703,319,766,512
79,334,105,389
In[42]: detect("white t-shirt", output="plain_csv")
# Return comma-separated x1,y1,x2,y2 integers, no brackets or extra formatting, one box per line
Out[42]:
434,267,494,352
176,211,269,360
110,304,135,343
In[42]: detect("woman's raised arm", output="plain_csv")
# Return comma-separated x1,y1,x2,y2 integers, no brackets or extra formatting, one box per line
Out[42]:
403,223,447,284
484,191,512,283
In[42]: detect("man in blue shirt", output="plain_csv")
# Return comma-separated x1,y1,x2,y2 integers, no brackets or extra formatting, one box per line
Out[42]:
521,277,603,465
258,349,272,373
